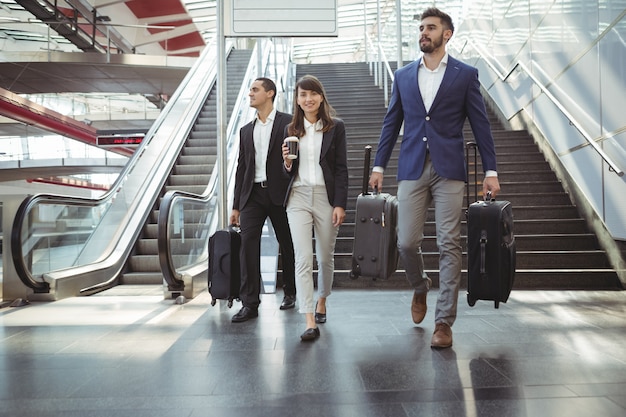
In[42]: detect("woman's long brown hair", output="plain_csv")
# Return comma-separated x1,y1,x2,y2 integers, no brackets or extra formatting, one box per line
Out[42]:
287,75,336,138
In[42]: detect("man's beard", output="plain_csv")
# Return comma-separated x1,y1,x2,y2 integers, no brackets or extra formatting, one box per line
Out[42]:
420,34,444,53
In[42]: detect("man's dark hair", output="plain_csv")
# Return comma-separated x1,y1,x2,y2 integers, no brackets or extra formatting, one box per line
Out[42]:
255,77,277,103
420,7,454,33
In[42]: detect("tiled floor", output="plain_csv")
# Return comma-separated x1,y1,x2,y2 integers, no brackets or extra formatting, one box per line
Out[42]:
0,286,625,417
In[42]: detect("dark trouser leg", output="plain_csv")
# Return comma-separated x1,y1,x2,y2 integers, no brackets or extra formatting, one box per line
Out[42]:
269,204,296,296
239,189,268,309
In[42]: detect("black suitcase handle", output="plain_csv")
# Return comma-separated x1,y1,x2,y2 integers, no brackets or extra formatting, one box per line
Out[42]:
362,145,372,195
465,142,478,216
466,141,497,209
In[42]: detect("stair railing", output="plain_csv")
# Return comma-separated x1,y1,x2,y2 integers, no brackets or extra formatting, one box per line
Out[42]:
455,39,623,178
365,33,394,108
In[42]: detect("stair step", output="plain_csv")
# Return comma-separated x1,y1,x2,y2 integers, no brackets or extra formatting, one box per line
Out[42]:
331,250,611,269
334,233,600,252
120,272,164,285
324,269,621,290
128,255,161,272
163,184,206,194
173,165,213,175
168,174,211,186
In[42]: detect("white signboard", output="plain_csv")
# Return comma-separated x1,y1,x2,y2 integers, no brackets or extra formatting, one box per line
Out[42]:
224,0,338,37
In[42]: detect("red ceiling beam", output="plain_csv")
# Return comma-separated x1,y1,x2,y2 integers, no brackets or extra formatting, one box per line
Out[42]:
28,176,111,191
0,86,132,156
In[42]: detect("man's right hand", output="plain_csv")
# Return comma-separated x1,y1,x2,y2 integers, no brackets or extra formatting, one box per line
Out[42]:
369,171,383,193
230,209,240,226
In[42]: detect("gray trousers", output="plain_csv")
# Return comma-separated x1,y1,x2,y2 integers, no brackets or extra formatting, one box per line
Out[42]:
396,158,465,326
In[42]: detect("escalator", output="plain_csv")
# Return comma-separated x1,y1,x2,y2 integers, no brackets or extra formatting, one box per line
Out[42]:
120,49,252,288
8,42,266,301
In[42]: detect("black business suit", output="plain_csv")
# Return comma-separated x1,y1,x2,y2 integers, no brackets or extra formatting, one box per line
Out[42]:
233,110,295,309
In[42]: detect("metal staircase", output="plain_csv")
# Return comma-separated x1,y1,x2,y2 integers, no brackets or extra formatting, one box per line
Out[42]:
120,49,253,285
295,62,621,290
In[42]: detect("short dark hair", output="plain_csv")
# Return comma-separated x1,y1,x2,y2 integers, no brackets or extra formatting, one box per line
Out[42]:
255,77,277,102
420,7,454,34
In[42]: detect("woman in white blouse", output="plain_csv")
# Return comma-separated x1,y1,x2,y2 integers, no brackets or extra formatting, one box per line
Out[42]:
282,75,349,342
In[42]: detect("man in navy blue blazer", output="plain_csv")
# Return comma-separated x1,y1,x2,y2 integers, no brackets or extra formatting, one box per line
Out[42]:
369,7,501,348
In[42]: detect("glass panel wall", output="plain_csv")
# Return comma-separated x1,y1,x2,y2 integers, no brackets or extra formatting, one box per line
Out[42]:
447,0,626,239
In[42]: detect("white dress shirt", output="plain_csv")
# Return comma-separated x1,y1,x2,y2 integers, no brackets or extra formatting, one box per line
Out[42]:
293,118,325,187
418,53,448,112
253,108,276,183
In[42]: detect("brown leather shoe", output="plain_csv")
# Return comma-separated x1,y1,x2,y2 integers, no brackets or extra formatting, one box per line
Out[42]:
431,323,453,349
411,292,427,324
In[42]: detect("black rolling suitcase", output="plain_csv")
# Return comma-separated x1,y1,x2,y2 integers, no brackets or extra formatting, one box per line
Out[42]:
465,142,516,308
208,225,241,308
350,145,399,280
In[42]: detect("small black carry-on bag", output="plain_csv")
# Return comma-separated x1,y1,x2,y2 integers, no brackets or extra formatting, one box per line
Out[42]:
208,225,241,308
465,142,516,308
350,145,399,281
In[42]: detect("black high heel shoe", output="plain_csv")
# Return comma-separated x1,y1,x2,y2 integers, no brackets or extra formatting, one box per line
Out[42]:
315,302,327,324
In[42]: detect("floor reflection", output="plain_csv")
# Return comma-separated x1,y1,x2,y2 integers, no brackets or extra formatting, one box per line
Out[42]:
0,288,624,416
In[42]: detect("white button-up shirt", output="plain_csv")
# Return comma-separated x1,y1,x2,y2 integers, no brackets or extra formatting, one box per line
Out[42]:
293,118,325,187
418,53,448,112
253,108,276,183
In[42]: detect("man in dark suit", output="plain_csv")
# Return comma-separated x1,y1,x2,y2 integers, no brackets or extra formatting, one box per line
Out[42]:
369,8,501,348
230,77,296,322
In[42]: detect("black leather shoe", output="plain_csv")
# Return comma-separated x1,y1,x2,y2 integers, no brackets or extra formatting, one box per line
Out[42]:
280,295,296,310
315,302,326,324
300,327,320,341
231,306,258,323
315,311,326,323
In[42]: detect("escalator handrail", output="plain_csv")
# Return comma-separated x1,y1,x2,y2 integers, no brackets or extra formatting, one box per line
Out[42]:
157,40,279,291
10,41,228,292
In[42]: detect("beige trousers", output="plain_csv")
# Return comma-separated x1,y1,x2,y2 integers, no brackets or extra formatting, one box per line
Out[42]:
286,186,339,314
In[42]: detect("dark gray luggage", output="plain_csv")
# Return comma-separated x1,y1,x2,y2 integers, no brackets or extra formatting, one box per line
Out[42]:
208,225,241,307
465,142,516,308
350,145,399,280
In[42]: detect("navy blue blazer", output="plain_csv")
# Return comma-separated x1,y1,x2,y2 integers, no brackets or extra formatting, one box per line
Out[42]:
284,118,349,209
373,56,497,182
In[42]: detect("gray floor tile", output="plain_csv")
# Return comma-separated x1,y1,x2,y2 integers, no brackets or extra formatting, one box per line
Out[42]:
0,288,625,416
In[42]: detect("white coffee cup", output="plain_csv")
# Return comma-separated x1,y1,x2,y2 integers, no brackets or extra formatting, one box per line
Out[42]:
284,136,299,160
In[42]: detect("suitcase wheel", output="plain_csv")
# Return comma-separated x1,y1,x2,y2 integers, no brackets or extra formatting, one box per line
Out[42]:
211,298,216,306
349,270,359,280
227,299,234,308
467,294,476,307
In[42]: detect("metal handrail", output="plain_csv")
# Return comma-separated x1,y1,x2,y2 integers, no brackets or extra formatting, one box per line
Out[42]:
457,39,623,177
157,39,283,292
157,45,260,291
365,32,394,107
10,40,225,293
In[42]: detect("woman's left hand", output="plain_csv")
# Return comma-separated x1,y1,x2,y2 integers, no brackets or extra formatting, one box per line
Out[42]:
332,207,345,227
